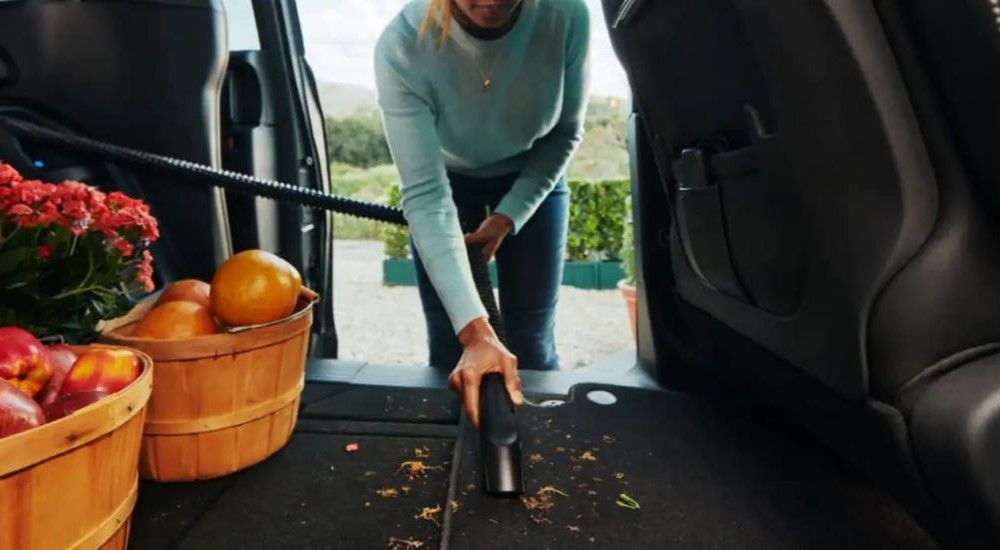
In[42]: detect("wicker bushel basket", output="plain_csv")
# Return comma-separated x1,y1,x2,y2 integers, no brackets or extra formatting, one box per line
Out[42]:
100,289,316,482
0,345,153,550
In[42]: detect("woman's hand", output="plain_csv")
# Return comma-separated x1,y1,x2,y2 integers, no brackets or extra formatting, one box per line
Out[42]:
464,214,514,260
449,317,524,428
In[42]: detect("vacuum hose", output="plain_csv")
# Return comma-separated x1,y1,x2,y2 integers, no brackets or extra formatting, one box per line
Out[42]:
0,116,524,497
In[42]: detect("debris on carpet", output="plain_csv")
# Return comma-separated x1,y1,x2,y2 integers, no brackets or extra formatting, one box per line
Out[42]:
397,460,443,480
387,536,424,549
616,493,641,510
415,505,442,526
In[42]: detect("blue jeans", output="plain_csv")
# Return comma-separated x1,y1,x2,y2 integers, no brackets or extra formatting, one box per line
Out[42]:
411,172,569,371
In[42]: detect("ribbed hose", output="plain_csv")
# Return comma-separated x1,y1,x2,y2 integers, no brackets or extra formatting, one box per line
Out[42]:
0,116,507,340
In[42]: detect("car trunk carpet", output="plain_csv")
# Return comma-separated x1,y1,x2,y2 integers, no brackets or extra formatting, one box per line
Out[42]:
300,384,460,425
144,433,453,550
444,384,938,549
130,383,937,549
132,384,460,550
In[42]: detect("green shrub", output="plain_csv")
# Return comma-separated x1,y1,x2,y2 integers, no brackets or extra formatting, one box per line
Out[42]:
621,198,636,285
383,183,410,259
566,179,630,261
331,163,401,241
378,178,631,263
324,112,392,169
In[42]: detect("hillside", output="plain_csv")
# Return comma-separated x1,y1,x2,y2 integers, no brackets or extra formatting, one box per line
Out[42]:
317,81,628,125
318,82,377,118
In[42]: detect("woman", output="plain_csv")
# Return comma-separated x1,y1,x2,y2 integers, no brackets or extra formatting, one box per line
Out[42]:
374,0,590,427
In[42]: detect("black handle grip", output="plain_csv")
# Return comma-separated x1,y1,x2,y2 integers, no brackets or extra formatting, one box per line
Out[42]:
466,246,524,497
479,372,523,496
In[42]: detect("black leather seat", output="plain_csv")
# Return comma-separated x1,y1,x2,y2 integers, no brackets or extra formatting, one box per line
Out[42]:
603,0,1000,546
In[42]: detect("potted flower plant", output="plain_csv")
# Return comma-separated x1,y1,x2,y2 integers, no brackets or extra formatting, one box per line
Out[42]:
0,161,159,343
618,205,637,343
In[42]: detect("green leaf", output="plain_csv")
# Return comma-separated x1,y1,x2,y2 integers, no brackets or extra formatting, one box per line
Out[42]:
0,247,29,275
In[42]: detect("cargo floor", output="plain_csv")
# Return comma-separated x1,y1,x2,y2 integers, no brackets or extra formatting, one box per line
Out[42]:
129,362,936,549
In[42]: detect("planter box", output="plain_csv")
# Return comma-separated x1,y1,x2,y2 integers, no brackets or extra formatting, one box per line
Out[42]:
383,258,418,287
563,261,626,290
383,259,623,290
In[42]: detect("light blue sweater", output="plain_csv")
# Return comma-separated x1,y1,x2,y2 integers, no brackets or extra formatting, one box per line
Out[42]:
374,0,591,334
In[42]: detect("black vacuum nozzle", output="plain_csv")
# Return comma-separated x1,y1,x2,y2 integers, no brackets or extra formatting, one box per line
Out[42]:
465,246,524,498
479,372,523,497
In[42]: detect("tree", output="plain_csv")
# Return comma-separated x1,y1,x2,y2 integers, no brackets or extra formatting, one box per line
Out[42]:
324,110,392,168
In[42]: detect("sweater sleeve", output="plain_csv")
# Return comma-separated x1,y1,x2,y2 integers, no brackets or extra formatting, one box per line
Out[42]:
374,30,488,334
493,1,592,233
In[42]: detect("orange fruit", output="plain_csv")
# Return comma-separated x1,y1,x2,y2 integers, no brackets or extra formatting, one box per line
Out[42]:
210,250,302,327
132,300,218,339
155,279,211,309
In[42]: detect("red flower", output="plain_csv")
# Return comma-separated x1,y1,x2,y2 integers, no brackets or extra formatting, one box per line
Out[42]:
0,163,162,341
136,250,155,293
110,237,134,257
7,203,32,217
0,162,22,185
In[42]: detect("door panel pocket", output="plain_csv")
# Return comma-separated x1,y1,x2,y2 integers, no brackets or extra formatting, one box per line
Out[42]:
674,148,749,301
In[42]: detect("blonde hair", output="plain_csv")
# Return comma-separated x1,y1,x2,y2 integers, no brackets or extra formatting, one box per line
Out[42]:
419,0,453,46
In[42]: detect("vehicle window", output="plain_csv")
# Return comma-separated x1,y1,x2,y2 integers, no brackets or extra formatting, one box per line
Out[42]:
221,0,261,51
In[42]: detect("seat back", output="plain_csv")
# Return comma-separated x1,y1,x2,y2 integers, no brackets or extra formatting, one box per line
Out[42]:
605,0,948,401
0,0,230,283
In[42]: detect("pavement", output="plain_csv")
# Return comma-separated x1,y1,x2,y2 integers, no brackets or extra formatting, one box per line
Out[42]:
331,240,633,370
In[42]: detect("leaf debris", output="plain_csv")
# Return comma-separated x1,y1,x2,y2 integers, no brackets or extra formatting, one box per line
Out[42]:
449,500,461,513
616,493,641,510
575,451,598,462
397,460,443,480
529,453,545,464
376,488,400,498
387,537,425,549
416,505,442,526
521,485,568,524
602,435,616,444
538,486,569,498
414,446,430,459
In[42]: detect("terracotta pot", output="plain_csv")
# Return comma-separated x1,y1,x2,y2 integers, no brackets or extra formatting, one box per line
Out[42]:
618,279,637,343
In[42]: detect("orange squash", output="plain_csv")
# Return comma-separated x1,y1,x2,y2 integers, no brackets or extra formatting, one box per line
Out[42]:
210,250,302,327
155,279,211,310
132,301,217,339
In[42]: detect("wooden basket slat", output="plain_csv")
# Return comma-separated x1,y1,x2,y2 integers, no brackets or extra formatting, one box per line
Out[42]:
101,289,315,482
0,345,152,550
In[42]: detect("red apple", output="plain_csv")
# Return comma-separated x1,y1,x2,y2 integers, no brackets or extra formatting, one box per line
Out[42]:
58,348,141,396
38,344,78,406
42,391,109,422
0,327,53,398
0,377,45,439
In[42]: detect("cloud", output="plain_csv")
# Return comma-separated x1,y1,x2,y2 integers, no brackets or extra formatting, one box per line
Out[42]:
295,0,629,99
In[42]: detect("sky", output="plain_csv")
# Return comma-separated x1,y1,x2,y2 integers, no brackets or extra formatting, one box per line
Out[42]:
288,0,631,99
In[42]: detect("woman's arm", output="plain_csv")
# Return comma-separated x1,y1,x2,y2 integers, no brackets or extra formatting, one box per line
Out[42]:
493,2,592,233
374,31,488,334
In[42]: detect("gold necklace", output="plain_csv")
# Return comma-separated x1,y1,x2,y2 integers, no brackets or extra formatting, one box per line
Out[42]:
472,51,496,90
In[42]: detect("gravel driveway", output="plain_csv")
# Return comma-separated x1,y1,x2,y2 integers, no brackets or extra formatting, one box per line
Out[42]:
331,240,633,370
